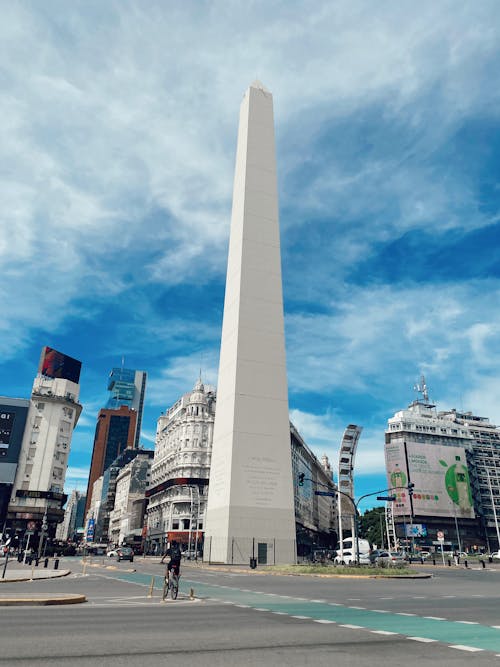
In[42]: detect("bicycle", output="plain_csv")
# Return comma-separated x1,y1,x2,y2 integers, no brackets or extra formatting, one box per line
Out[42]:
162,566,180,600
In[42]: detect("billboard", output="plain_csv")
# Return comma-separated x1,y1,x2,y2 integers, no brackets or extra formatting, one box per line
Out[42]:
405,524,427,537
0,399,29,481
385,440,475,519
39,346,82,384
0,411,15,449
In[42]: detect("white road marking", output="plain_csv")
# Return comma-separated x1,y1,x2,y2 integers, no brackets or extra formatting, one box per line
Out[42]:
371,630,398,635
379,597,393,600
449,645,484,652
291,615,309,619
397,613,416,616
349,606,366,610
424,616,445,620
371,609,390,613
315,620,336,624
340,624,364,629
272,611,287,615
408,637,436,643
456,621,479,625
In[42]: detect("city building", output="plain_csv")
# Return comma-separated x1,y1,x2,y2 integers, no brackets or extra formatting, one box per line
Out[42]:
438,409,500,551
7,346,82,538
291,423,337,558
85,476,104,543
84,405,137,517
55,489,86,542
0,397,30,529
84,367,147,517
106,367,147,449
146,378,216,556
108,450,153,546
204,82,296,565
84,447,152,544
384,380,500,551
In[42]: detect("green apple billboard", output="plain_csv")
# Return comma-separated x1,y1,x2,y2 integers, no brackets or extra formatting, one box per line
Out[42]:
385,440,474,519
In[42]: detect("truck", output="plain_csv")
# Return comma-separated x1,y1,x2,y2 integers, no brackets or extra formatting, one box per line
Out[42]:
333,537,371,565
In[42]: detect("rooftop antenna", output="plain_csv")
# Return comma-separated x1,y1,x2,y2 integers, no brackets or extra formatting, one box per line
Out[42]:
414,375,429,403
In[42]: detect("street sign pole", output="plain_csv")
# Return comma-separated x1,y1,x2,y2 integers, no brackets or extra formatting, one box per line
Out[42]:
437,530,445,565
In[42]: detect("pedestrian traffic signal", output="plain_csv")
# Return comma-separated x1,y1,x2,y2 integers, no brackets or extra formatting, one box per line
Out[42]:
298,473,305,486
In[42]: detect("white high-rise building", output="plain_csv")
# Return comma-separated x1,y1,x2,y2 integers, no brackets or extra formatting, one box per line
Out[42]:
385,380,500,551
204,82,296,564
8,347,82,535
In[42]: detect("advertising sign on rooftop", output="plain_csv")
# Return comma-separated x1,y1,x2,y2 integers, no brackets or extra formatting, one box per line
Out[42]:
385,440,475,519
38,346,82,384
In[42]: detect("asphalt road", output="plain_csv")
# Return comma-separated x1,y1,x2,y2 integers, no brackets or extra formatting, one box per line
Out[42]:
0,558,499,666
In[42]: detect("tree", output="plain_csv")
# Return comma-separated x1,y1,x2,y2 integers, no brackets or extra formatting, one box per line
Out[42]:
359,507,386,549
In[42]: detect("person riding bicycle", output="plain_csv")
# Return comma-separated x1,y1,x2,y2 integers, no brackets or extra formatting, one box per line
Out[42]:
163,540,182,583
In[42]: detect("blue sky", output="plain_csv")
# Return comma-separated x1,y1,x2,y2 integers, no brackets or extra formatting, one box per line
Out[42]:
2,1,500,510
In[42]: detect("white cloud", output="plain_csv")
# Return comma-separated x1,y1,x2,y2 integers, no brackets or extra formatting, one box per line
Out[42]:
1,1,499,362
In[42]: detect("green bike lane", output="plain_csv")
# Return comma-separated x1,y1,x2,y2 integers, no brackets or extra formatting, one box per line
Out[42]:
106,569,500,655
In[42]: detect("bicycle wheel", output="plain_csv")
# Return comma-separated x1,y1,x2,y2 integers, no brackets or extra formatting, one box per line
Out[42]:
162,576,168,601
170,574,179,600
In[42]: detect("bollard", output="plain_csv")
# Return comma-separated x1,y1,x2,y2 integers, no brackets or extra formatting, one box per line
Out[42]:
465,559,468,568
35,558,39,567
432,558,436,565
480,559,486,569
54,559,59,570
189,588,194,600
44,558,49,568
420,557,424,565
489,556,493,564
447,559,451,566
17,553,23,563
148,576,155,598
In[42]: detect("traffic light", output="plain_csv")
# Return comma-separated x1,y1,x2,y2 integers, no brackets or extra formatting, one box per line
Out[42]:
298,473,305,487
408,482,415,497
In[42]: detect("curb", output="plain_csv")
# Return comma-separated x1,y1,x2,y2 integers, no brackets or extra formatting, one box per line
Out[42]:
0,594,86,606
0,570,71,583
183,563,432,579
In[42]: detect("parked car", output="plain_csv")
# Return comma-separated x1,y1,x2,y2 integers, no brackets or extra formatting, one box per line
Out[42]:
368,549,386,564
491,551,500,560
116,546,134,562
107,548,118,558
374,550,405,566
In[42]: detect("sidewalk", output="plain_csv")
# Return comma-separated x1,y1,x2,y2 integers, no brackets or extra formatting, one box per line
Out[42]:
0,568,71,583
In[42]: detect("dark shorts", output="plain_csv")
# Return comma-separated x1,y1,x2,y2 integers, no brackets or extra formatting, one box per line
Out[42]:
168,560,180,574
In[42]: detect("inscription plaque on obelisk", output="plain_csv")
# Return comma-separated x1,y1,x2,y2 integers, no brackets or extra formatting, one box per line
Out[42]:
203,82,296,564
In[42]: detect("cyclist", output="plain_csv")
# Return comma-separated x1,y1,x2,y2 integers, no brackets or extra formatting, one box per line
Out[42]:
163,540,182,585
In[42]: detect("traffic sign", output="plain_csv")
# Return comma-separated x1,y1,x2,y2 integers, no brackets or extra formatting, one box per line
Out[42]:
41,523,48,531
314,491,335,497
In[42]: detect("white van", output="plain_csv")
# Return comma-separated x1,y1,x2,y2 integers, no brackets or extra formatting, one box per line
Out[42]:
334,538,370,565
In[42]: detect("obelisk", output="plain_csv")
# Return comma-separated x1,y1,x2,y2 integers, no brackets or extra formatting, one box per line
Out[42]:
204,82,296,564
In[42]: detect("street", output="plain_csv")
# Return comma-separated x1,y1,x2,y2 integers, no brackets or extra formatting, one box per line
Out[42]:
0,558,498,665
